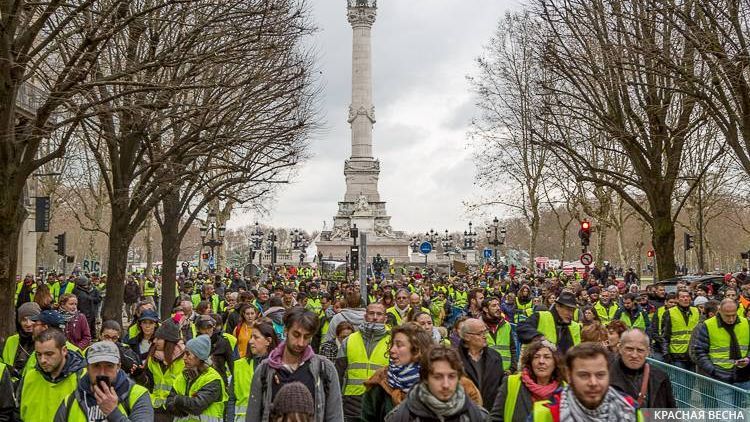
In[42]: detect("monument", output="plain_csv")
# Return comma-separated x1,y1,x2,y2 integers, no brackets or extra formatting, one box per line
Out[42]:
317,0,410,262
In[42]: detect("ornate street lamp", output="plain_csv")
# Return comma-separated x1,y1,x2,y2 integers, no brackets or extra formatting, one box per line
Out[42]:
200,208,225,273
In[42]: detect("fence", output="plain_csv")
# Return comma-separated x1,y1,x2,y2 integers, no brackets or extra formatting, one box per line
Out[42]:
647,358,750,410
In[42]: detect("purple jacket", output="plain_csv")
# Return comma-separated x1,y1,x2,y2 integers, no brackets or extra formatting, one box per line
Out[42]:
65,312,92,349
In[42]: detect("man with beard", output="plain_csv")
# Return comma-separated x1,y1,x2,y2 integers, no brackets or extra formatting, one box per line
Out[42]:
518,291,581,355
613,293,649,330
649,284,667,309
533,343,641,421
515,285,534,324
17,328,87,421
337,302,390,421
247,307,343,421
482,297,517,374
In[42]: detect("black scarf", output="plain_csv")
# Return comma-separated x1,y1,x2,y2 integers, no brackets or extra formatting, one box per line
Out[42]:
718,317,742,360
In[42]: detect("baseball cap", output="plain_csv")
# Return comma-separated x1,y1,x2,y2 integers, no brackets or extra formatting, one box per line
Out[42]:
29,310,65,327
86,341,120,365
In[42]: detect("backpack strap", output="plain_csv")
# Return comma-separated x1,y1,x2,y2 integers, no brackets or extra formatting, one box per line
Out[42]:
637,363,650,407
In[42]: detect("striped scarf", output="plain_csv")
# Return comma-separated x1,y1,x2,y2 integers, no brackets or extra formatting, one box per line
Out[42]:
387,362,421,392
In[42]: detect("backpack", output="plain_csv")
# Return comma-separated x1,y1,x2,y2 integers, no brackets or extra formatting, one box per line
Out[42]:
124,282,140,302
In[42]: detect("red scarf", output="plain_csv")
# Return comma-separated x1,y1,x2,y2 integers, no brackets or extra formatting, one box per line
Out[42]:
521,367,559,401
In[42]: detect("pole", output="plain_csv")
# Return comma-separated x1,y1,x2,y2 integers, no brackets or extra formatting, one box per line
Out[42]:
359,232,368,306
697,181,705,273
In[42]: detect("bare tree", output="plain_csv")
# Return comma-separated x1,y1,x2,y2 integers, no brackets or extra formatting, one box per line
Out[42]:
469,12,550,261
532,0,723,279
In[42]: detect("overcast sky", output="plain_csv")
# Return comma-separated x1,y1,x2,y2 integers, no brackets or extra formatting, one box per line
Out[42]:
231,0,521,233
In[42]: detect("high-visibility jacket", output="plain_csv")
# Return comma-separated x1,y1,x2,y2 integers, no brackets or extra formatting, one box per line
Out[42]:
19,364,83,421
1,334,20,367
61,383,150,421
319,309,330,337
171,366,227,422
503,374,523,422
191,293,221,314
306,297,322,314
667,306,699,354
532,398,643,422
452,291,468,308
223,333,237,352
618,310,647,330
536,311,581,346
14,282,35,306
705,316,750,369
486,322,513,372
516,298,533,323
51,281,75,301
594,301,618,324
143,281,157,297
386,306,407,326
232,358,255,421
655,306,668,336
344,331,390,396
147,356,185,408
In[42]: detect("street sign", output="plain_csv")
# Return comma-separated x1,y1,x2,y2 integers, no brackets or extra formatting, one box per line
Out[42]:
82,259,100,273
419,241,433,254
580,252,593,266
208,255,216,269
483,248,493,258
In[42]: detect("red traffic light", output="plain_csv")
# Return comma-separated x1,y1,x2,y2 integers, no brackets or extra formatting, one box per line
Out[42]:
647,250,655,257
201,253,209,260
581,221,590,230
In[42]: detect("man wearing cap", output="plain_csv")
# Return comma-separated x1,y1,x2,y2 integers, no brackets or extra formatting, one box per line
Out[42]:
17,328,87,421
2,302,40,379
165,334,227,421
53,341,153,421
23,310,83,375
518,291,581,354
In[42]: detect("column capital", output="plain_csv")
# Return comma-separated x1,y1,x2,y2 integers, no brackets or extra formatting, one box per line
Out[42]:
347,2,377,27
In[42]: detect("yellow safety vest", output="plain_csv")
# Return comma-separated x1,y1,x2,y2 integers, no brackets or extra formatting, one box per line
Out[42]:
486,322,513,372
172,366,227,422
1,334,19,367
62,384,149,421
14,282,35,306
594,302,618,324
52,281,75,301
143,281,157,297
386,306,406,327
619,310,646,330
655,306,667,336
147,356,185,408
536,311,581,346
667,306,699,354
344,331,390,396
705,316,750,369
232,358,255,421
516,298,534,323
453,291,468,308
192,294,221,314
19,364,83,421
504,374,523,422
306,298,322,314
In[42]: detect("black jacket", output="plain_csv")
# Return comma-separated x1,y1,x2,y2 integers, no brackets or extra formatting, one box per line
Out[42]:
73,285,101,329
660,305,697,361
690,318,750,383
457,341,504,411
517,307,576,354
609,356,676,409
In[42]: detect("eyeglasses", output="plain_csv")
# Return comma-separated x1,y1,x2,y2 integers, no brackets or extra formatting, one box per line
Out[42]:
467,329,488,336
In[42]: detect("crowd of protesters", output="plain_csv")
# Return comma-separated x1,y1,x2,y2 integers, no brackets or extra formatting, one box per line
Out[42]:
2,262,749,421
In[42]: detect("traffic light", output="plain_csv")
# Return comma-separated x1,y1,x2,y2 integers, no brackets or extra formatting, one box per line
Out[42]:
54,233,66,256
647,249,655,258
578,221,591,247
684,233,695,251
201,253,209,260
350,246,359,269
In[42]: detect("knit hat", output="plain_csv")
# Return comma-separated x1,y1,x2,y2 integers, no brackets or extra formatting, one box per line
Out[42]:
185,334,211,363
271,382,314,417
17,302,41,323
155,320,181,343
694,296,709,307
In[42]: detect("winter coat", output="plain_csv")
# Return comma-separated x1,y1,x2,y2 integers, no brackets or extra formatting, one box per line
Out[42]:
64,312,92,350
246,351,344,422
457,341,505,411
609,356,676,409
73,285,101,330
690,319,750,384
163,367,223,417
489,375,538,422
361,367,483,422
124,281,141,304
384,384,488,422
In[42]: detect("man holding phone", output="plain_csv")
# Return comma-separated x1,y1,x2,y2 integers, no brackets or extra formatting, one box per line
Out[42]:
53,341,153,421
691,298,750,401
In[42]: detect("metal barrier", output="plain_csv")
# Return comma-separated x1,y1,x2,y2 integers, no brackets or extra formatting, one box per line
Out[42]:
646,358,750,409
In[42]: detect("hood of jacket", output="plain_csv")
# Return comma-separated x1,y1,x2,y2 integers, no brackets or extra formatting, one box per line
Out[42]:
339,307,365,327
266,341,315,370
75,369,132,412
264,307,286,325
39,348,86,383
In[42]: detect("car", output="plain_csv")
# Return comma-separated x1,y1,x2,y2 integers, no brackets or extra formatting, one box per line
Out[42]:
651,274,726,299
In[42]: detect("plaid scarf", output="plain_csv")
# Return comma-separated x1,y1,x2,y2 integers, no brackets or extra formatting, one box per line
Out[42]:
559,385,637,422
387,362,421,392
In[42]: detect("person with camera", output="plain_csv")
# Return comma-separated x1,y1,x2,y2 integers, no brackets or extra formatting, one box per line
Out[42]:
53,341,153,421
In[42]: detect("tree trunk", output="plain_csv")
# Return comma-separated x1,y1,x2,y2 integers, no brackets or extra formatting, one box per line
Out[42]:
144,214,154,277
101,204,133,322
0,200,25,337
159,190,181,320
529,201,540,261
652,211,677,281
616,226,627,268
596,224,608,266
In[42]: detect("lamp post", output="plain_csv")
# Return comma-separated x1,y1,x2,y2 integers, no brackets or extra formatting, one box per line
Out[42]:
349,224,359,282
441,230,454,277
267,230,277,271
485,217,506,266
291,229,308,265
463,222,476,250
424,229,439,269
200,209,225,273
410,236,420,253
251,222,263,272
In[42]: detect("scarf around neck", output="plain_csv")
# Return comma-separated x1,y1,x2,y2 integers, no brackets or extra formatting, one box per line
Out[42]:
387,362,420,391
521,367,559,401
559,385,636,422
414,381,466,419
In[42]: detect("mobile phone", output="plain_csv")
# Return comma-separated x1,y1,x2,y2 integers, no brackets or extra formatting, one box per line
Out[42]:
95,375,111,388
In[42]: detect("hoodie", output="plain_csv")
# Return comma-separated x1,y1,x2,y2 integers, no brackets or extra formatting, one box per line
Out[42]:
264,306,286,341
325,307,365,342
16,349,87,420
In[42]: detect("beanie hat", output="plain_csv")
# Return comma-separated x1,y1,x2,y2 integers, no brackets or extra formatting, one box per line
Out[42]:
155,320,181,343
694,296,709,307
186,334,211,363
271,382,314,416
17,302,41,323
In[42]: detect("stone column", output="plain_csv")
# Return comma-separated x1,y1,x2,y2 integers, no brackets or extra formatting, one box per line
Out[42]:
347,1,376,159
